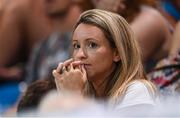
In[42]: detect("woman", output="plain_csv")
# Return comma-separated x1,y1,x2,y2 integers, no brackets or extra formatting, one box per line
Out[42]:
53,9,157,109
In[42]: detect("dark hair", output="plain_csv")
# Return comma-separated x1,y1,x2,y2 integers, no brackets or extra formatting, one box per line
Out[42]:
17,79,56,113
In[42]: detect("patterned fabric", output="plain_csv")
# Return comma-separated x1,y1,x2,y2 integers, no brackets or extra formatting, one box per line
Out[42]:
25,32,71,84
148,52,180,96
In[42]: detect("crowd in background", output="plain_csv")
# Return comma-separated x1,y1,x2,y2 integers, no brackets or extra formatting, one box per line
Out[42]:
0,0,179,116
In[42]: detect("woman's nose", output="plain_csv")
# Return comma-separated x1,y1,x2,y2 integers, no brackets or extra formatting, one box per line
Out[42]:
76,48,87,60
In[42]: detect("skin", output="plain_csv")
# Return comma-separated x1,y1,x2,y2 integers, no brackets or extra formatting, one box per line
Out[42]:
53,23,120,96
94,0,126,14
94,0,172,63
0,0,81,66
43,0,83,32
169,21,180,55
0,0,52,66
0,0,82,79
131,7,172,62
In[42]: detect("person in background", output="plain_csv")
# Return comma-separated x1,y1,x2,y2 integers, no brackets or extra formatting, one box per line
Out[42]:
1,0,94,115
17,79,56,113
93,0,172,72
0,0,53,113
148,21,180,96
24,0,94,84
0,0,53,81
53,9,158,111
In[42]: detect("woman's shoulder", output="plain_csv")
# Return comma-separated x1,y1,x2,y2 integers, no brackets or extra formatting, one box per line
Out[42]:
126,80,152,96
116,80,157,109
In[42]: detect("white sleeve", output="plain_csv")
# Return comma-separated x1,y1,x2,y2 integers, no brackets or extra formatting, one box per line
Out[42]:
116,81,156,109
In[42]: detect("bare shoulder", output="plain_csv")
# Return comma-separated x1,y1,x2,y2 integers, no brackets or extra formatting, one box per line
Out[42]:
132,6,169,30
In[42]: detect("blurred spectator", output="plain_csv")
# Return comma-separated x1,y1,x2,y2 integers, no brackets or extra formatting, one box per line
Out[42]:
25,0,94,84
0,0,53,81
17,79,56,113
1,0,94,114
148,21,180,96
0,0,53,113
38,91,99,115
93,0,172,71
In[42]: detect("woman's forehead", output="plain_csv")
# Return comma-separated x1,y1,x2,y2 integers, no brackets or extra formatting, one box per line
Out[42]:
72,24,106,40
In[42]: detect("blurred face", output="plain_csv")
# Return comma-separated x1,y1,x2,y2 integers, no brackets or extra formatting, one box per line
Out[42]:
72,23,118,83
43,0,71,15
43,0,81,32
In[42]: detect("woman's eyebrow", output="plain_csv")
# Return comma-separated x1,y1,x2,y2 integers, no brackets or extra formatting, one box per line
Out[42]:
72,39,78,42
85,38,96,41
72,37,100,43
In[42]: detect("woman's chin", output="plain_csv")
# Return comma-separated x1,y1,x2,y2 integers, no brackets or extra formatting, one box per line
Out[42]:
86,73,97,82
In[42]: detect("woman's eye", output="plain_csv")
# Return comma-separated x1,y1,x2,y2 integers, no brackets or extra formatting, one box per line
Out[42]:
88,42,98,49
73,43,80,49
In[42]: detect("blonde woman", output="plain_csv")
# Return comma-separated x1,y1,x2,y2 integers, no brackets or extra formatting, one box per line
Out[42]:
53,9,158,110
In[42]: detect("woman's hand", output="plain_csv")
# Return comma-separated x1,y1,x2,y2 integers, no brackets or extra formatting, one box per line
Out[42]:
52,58,87,94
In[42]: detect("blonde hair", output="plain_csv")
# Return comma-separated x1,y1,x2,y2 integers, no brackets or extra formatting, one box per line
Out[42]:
73,9,156,101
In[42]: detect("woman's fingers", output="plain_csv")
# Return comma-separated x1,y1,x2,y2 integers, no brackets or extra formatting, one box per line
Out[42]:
52,70,62,79
57,59,74,73
57,63,63,73
81,65,86,73
71,61,82,69
53,62,87,93
81,65,87,82
63,58,74,67
52,70,63,91
69,63,74,71
56,59,83,74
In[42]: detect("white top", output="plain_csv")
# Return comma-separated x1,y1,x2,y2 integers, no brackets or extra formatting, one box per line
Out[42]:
115,80,157,109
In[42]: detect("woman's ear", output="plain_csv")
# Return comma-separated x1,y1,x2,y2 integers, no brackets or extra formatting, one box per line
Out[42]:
113,49,121,62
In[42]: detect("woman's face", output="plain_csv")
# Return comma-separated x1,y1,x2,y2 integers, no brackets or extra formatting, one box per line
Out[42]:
72,23,118,83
